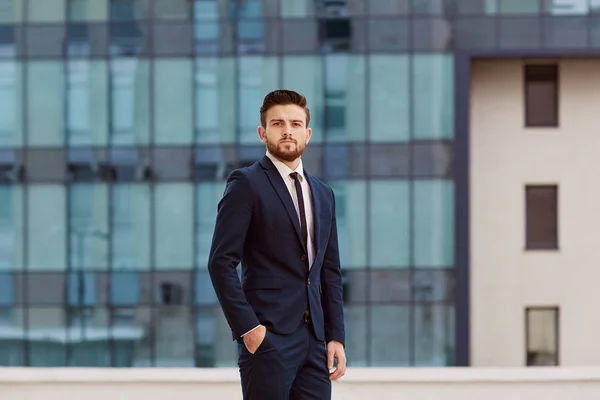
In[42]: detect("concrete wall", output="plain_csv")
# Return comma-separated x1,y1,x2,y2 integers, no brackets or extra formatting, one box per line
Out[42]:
1,367,600,399
470,58,600,366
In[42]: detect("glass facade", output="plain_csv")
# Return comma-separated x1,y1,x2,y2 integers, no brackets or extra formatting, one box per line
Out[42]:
3,0,592,368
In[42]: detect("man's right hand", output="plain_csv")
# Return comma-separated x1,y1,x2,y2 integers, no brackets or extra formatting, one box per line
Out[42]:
243,325,267,354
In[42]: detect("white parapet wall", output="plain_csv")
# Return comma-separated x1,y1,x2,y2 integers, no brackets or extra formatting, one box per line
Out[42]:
1,367,600,399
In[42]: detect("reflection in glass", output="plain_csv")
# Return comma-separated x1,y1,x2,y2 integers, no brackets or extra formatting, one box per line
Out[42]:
0,306,24,366
412,54,454,140
110,58,150,145
370,305,410,366
68,184,109,270
324,55,366,142
111,184,151,270
67,61,109,146
343,305,367,366
27,0,65,22
154,60,193,145
414,304,454,366
0,61,22,147
111,306,150,367
282,56,323,142
28,185,66,271
0,186,23,270
27,62,64,147
154,183,194,270
413,180,454,268
28,307,68,366
329,181,367,269
68,0,109,21
196,182,224,268
195,57,236,144
66,306,111,367
369,181,409,268
369,55,410,142
155,306,195,366
238,56,279,144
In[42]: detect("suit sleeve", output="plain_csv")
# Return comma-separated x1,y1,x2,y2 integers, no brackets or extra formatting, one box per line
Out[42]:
320,187,346,346
208,169,260,340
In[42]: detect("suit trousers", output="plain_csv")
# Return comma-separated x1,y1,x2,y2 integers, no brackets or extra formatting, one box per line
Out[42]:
237,320,331,400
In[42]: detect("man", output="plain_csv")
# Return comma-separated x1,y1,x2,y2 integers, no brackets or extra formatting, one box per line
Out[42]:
208,89,346,399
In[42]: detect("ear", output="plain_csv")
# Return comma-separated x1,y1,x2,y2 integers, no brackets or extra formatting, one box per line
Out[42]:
305,127,312,144
257,125,267,144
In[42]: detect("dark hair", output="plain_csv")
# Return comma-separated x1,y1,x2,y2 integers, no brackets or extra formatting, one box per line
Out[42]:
259,89,311,128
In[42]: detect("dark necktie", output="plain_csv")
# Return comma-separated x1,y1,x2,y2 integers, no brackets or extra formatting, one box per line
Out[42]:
290,172,308,251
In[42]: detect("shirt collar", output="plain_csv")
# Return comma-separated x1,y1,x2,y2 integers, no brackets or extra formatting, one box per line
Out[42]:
266,151,304,182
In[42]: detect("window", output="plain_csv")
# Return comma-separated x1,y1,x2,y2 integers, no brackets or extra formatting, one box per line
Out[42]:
526,307,559,366
525,185,558,250
524,65,559,127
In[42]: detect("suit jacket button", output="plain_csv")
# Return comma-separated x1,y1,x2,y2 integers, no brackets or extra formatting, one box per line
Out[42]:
301,254,307,261
307,278,311,285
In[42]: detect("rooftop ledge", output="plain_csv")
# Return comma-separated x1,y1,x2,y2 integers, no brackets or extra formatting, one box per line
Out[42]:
1,367,600,384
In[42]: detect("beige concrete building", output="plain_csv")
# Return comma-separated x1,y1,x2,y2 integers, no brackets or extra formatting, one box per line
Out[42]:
470,58,600,366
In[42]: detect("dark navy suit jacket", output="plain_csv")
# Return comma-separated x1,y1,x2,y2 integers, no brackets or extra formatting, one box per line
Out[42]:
208,155,345,346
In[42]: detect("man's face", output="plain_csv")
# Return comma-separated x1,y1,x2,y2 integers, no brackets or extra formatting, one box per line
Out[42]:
257,104,312,162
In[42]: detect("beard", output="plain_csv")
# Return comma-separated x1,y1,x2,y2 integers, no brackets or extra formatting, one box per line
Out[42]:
266,139,305,162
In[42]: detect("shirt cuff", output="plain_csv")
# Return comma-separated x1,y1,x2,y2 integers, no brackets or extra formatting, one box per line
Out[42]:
241,325,260,337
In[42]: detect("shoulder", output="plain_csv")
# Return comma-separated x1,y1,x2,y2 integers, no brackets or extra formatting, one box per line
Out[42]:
227,161,262,182
307,173,335,198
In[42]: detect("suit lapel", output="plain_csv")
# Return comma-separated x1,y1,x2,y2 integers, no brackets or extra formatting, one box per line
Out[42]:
305,172,321,263
261,157,305,248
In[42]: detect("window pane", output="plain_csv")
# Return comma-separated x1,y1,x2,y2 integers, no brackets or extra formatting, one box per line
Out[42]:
67,272,97,306
0,0,24,23
67,306,110,366
526,307,558,366
153,0,192,19
370,305,410,366
111,183,151,270
412,54,454,140
414,304,455,366
155,306,195,366
68,0,109,21
196,182,224,269
0,186,23,270
154,59,193,145
0,61,23,147
500,0,540,14
110,58,150,145
195,57,236,144
525,65,558,127
27,62,65,147
238,56,279,145
110,271,140,306
369,181,409,268
155,183,194,270
110,306,150,367
67,61,109,146
344,305,367,366
369,55,410,142
28,185,66,271
324,54,366,143
27,0,65,22
330,181,366,269
282,56,323,143
525,185,558,249
68,184,109,270
280,0,314,17
0,306,25,365
413,180,454,268
28,307,67,366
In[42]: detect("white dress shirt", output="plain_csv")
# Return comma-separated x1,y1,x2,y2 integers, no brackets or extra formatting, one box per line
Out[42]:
242,152,315,337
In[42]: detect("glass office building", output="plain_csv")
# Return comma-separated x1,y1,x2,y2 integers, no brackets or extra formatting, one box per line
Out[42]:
1,0,597,368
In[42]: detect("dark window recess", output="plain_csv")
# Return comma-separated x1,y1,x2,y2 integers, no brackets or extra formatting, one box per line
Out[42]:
525,185,558,250
526,307,559,366
0,165,24,182
524,65,559,127
160,282,183,305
